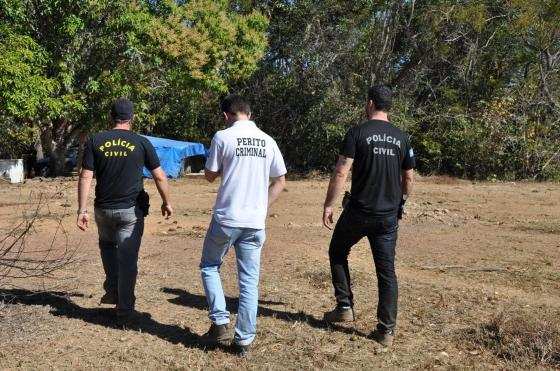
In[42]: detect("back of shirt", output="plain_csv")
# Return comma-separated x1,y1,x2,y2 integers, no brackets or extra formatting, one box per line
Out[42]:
82,129,160,209
206,120,287,229
340,120,415,217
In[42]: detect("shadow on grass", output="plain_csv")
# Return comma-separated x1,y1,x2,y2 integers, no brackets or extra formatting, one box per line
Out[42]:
0,288,233,354
161,287,369,338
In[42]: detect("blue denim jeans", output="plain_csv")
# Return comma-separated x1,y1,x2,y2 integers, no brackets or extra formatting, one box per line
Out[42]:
200,218,266,346
94,206,144,311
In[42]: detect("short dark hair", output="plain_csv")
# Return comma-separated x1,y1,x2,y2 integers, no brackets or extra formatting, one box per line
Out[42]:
367,85,392,111
220,94,251,115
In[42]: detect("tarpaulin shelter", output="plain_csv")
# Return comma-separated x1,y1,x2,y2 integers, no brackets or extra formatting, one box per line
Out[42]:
142,135,206,178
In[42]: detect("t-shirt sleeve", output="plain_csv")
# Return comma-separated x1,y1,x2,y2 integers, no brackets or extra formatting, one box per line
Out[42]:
270,141,287,178
143,139,161,171
205,134,223,172
82,138,95,170
340,128,356,158
402,137,416,170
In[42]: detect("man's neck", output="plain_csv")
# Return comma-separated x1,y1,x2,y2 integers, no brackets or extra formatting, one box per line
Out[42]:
228,115,251,126
113,124,131,131
367,111,389,122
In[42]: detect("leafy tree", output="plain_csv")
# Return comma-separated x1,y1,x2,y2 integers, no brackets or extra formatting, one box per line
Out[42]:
1,0,558,179
235,0,560,179
0,0,268,175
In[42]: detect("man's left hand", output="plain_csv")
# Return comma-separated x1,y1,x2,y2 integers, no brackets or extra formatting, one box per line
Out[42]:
323,206,335,230
161,203,173,219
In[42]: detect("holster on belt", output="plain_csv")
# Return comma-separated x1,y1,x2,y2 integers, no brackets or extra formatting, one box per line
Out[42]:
137,189,150,217
342,191,351,208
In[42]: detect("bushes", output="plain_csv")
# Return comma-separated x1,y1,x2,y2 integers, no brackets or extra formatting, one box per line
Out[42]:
234,0,560,180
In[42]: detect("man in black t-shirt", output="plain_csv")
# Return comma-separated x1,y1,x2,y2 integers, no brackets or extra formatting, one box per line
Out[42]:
322,85,415,347
77,98,173,320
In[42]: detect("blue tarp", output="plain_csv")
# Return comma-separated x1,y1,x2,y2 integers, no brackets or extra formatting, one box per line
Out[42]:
142,135,206,178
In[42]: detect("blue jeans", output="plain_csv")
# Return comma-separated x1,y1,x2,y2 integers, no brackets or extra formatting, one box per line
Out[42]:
200,218,266,346
94,206,144,311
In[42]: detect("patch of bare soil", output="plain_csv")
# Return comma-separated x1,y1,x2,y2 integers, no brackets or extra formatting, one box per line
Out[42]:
0,177,559,369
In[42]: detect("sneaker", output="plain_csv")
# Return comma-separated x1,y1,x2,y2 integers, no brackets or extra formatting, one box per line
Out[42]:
369,328,394,347
200,323,232,346
100,292,118,305
232,343,251,358
323,306,355,323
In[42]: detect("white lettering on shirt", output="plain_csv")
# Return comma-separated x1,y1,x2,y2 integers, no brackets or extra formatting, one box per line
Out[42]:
365,133,401,148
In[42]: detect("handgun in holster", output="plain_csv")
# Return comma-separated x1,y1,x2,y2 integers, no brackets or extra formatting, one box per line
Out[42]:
397,198,406,220
137,189,150,217
342,191,351,209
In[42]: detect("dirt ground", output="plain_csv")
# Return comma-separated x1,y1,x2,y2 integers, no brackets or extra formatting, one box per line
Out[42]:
0,176,559,369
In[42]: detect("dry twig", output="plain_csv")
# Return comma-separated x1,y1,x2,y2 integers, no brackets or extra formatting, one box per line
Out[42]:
0,188,79,284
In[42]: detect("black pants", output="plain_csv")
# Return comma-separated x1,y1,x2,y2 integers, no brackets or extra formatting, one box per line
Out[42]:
329,208,398,332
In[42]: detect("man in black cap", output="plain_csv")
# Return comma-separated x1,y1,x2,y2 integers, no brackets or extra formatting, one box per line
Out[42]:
322,85,415,347
77,97,173,320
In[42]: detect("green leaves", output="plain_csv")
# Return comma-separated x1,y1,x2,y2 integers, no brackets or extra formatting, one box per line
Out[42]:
0,26,57,118
0,0,269,167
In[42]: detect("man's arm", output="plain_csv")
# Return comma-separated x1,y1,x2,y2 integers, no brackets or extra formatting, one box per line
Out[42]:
150,166,173,218
204,169,220,183
402,169,414,196
323,155,354,229
77,169,94,231
204,134,222,183
398,169,414,219
268,175,286,207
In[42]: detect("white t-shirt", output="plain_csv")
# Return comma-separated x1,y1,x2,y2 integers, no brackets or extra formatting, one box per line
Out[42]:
205,120,287,229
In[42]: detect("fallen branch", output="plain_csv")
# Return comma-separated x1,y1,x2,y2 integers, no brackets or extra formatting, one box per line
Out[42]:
418,265,509,273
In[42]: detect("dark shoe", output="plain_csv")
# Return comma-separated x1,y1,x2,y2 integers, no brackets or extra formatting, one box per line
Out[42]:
232,343,251,358
200,323,232,346
100,292,118,305
323,306,355,323
369,328,394,347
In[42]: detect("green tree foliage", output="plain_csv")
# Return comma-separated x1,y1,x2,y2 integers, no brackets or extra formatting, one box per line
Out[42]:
1,0,558,180
233,0,560,179
0,0,268,174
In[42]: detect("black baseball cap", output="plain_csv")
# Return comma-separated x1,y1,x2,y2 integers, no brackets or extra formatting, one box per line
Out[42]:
111,98,134,121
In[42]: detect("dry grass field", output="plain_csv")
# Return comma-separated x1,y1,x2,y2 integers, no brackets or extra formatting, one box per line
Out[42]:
1,176,559,369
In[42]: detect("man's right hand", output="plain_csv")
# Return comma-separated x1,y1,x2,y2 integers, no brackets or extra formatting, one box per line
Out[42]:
161,203,173,219
77,212,89,231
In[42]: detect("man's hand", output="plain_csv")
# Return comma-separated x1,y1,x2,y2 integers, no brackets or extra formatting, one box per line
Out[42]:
268,175,286,207
151,167,173,218
323,206,335,230
77,169,93,231
161,203,173,219
397,194,409,220
322,155,353,230
204,169,220,183
77,212,89,231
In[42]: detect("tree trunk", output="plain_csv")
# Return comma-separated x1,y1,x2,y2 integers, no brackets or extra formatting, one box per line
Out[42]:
40,118,77,177
48,146,66,177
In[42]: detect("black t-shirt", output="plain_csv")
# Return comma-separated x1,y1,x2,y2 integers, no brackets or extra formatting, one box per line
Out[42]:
82,129,160,209
340,120,415,217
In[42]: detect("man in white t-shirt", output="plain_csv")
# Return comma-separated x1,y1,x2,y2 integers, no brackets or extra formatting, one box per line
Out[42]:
200,94,287,356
